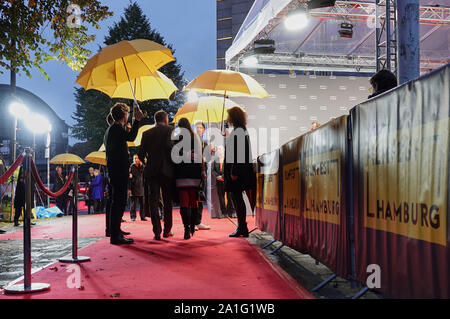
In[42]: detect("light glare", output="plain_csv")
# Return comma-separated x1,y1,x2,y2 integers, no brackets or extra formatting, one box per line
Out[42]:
285,12,308,30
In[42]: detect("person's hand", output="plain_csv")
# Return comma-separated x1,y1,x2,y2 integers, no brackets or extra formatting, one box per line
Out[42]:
231,175,238,181
126,123,132,132
135,106,145,121
129,173,132,179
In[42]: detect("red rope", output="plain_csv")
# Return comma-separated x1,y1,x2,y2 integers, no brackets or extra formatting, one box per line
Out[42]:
30,158,75,198
0,154,25,185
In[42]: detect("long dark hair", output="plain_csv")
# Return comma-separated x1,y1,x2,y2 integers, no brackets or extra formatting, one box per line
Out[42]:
177,118,194,137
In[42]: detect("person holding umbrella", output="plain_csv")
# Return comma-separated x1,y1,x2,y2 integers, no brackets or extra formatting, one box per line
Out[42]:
224,107,256,238
104,102,144,245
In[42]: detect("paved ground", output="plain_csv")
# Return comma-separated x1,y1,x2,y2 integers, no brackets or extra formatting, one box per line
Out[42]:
0,214,383,299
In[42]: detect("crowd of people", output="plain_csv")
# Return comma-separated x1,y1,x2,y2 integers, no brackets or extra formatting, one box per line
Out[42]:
102,103,256,245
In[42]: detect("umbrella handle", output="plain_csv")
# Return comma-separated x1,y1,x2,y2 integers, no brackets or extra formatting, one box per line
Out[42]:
220,91,227,134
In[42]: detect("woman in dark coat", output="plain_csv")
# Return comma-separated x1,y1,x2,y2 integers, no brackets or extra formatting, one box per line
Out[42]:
13,166,25,226
173,118,205,239
224,107,256,237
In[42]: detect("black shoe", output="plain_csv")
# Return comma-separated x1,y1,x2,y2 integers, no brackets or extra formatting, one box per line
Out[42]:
121,219,125,222
111,237,134,245
0,229,6,234
105,231,110,237
14,223,20,227
141,217,147,221
121,230,131,235
184,228,191,240
229,229,243,237
154,234,161,241
163,231,174,238
31,222,36,226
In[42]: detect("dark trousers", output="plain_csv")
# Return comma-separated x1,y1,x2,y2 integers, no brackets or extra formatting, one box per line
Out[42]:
94,199,103,213
231,190,247,229
14,204,24,225
216,181,227,216
110,178,128,241
105,186,112,235
86,193,93,214
56,195,67,214
148,175,173,236
130,196,145,220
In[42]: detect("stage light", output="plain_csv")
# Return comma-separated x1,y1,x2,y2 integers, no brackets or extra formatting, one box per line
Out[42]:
338,22,354,38
242,55,258,67
9,102,29,119
25,113,51,134
285,10,309,31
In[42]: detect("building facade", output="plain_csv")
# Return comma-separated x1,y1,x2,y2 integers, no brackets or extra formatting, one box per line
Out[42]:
216,0,255,69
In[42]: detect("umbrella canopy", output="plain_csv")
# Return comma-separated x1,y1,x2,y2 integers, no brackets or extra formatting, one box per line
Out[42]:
85,151,107,166
174,96,241,124
76,39,175,90
98,124,155,150
88,71,178,102
184,69,269,98
127,124,155,147
50,153,85,165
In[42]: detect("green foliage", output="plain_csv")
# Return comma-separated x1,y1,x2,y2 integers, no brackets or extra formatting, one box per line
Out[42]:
0,0,113,79
71,2,186,148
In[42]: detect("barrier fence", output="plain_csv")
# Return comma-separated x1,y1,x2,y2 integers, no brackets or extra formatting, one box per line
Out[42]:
2,150,90,294
256,63,450,298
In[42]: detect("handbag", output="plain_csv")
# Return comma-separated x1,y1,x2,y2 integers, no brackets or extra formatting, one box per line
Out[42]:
198,179,206,202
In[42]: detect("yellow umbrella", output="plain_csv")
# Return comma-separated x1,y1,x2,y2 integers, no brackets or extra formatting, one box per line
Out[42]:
184,69,269,130
127,124,155,147
85,151,107,166
50,153,85,165
174,96,240,124
89,71,178,102
98,124,155,150
76,39,174,90
184,69,269,98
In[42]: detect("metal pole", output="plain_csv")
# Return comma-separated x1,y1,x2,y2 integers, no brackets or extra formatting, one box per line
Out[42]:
58,165,90,263
46,131,50,207
385,0,391,70
9,117,17,222
5,149,50,294
397,0,420,84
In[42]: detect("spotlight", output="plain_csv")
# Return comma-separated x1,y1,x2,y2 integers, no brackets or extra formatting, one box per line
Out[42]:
285,9,309,31
338,22,354,38
253,39,275,54
307,0,336,9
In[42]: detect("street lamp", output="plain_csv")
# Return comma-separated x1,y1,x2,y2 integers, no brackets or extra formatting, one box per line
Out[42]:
9,102,29,222
24,113,51,207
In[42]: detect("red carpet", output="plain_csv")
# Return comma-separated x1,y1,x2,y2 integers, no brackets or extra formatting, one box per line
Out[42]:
0,210,313,299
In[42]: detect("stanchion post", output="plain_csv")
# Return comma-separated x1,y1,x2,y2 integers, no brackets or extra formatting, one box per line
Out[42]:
5,149,50,294
58,165,90,263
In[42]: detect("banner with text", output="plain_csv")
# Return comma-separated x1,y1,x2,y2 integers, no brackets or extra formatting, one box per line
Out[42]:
256,150,282,241
300,116,351,279
351,64,450,298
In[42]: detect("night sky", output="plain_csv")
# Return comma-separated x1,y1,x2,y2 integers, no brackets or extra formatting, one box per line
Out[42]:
0,0,216,144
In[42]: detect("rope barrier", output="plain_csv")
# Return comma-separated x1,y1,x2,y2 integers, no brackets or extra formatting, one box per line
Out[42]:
0,154,25,185
30,158,75,198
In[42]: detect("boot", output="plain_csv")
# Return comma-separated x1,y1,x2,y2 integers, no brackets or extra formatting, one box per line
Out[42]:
189,208,197,237
229,222,249,238
180,207,191,240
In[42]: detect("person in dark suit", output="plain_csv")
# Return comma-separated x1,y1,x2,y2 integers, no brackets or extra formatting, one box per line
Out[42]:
138,110,174,240
224,107,256,238
53,166,67,215
212,145,235,218
129,154,146,221
104,103,144,245
13,165,25,226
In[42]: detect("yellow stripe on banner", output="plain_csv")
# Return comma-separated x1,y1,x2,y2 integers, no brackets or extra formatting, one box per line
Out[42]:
364,118,449,246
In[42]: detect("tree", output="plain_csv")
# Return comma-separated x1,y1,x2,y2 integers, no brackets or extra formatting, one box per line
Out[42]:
0,0,113,79
71,2,186,147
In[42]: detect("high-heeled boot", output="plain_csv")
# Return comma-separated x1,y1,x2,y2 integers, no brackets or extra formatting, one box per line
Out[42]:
180,207,191,240
189,207,196,237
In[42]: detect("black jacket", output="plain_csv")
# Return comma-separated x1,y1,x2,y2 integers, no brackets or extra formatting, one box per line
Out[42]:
224,126,256,192
138,124,174,179
173,133,203,182
14,167,25,207
104,121,140,182
129,163,144,196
